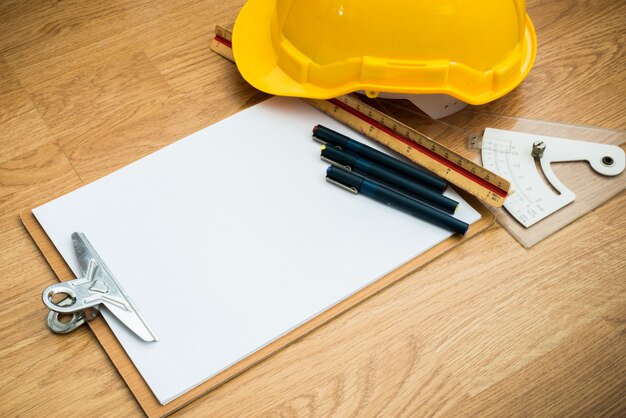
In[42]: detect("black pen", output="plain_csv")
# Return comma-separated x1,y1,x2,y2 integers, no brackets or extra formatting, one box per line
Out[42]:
325,166,468,235
313,124,447,193
321,145,459,214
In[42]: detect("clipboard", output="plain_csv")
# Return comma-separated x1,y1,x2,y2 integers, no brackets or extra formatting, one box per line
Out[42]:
21,97,495,416
22,198,492,416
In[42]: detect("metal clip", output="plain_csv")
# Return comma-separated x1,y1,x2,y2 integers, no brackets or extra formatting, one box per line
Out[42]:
320,155,352,171
325,176,358,194
312,134,328,145
42,232,158,342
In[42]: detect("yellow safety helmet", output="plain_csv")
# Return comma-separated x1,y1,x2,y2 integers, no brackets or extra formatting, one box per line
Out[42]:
233,0,537,106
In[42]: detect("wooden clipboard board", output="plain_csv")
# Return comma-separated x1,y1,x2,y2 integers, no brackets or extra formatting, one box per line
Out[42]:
21,191,493,416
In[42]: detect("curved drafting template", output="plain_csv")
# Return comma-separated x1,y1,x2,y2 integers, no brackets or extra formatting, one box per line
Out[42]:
481,128,625,228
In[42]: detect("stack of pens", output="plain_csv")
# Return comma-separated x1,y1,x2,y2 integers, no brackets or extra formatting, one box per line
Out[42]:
313,125,469,235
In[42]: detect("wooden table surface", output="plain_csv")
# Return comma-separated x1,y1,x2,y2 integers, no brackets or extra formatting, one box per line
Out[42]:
1,1,624,416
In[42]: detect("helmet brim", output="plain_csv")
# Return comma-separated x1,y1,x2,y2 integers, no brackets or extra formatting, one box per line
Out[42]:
233,0,537,105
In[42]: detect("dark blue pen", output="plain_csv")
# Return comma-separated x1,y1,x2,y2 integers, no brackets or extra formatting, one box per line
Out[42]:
325,166,468,235
313,124,447,193
321,145,459,214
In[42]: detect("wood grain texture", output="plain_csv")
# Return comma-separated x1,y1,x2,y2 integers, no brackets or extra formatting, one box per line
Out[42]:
0,0,624,416
479,0,626,129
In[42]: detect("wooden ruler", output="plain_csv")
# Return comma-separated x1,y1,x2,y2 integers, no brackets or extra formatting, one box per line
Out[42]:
211,25,234,61
210,26,510,207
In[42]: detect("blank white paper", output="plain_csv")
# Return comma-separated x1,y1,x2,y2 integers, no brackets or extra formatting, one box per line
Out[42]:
33,97,480,404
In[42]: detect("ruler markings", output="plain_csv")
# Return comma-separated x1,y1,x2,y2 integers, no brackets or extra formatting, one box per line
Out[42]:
326,97,508,198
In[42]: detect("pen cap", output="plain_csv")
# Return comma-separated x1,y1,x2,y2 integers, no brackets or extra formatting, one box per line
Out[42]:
321,145,358,167
326,166,364,190
313,125,350,147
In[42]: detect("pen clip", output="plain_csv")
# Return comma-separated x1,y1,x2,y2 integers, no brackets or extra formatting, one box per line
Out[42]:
320,155,352,172
312,136,346,152
325,175,359,194
312,135,328,145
